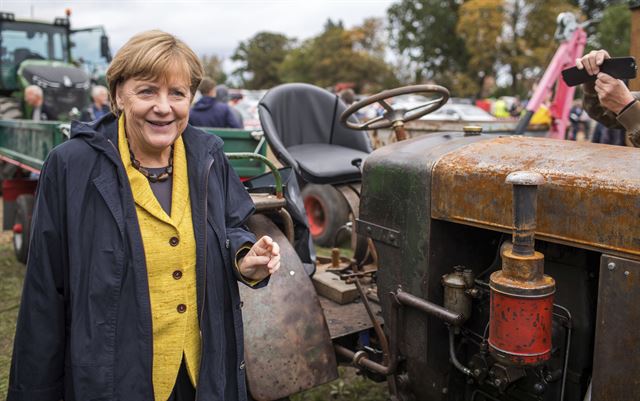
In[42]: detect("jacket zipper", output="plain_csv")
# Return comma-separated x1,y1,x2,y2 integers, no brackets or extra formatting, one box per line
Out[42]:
107,138,156,401
195,156,214,401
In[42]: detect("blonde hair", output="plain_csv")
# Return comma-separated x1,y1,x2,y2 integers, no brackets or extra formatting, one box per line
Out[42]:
106,30,204,112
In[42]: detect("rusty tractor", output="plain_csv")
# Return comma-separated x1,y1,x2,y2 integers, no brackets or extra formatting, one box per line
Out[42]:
237,83,638,401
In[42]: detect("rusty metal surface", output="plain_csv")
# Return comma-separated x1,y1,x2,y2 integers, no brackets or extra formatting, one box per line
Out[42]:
249,193,287,212
240,215,337,400
319,294,382,339
336,183,370,263
432,136,640,259
368,119,548,149
592,255,640,400
360,132,490,401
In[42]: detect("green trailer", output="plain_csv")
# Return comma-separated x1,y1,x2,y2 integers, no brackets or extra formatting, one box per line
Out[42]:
0,119,267,262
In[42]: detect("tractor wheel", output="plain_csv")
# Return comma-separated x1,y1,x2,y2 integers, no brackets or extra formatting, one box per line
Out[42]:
0,97,22,119
302,184,350,247
13,194,34,264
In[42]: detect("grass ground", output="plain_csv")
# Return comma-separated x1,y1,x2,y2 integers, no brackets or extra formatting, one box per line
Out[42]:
0,225,22,397
0,216,387,400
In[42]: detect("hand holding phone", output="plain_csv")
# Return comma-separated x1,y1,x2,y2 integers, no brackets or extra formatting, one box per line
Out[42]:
562,57,637,87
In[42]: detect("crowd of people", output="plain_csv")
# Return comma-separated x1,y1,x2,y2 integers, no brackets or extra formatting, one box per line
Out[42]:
24,76,247,130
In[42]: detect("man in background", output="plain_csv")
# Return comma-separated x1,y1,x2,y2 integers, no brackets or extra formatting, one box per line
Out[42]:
80,85,110,122
189,78,241,128
24,85,53,121
216,84,244,129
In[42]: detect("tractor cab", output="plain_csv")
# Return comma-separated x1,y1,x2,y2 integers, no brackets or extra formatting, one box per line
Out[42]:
70,25,112,85
0,12,103,120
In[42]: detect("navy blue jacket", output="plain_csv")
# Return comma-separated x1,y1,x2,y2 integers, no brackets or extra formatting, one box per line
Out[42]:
189,96,241,129
8,113,260,401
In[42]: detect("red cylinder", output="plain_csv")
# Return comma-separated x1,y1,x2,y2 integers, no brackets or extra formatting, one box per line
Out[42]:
488,288,554,366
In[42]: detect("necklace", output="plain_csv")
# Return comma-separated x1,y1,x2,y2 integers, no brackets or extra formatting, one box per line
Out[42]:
127,139,174,183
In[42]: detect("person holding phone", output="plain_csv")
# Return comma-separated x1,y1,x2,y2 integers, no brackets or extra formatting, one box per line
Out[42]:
576,49,640,147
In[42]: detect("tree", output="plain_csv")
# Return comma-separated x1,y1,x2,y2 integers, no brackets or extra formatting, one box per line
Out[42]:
456,0,504,97
278,19,398,92
349,17,387,58
591,4,630,56
231,32,293,89
200,54,227,84
387,0,468,85
499,0,577,95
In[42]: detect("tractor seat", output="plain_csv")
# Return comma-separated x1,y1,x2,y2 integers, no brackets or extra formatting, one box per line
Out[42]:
259,83,372,186
288,143,368,184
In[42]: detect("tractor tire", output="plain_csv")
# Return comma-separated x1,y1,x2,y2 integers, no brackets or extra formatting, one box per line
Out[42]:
13,194,34,264
302,183,350,247
0,97,22,119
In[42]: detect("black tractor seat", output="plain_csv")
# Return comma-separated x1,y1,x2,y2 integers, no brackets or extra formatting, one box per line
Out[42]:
259,83,372,185
288,143,368,184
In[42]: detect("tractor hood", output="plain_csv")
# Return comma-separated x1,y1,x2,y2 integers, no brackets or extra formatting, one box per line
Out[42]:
430,136,640,259
20,61,90,89
360,134,640,261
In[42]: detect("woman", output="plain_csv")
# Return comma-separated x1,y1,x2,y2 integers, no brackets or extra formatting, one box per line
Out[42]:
8,30,280,401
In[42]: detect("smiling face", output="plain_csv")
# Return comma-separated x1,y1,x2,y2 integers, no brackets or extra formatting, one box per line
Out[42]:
115,63,192,163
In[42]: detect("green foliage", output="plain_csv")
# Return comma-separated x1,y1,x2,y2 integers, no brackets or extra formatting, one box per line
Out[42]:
231,32,293,89
291,367,387,401
279,19,398,92
200,54,227,85
389,0,585,97
503,0,576,94
387,0,469,85
591,4,631,56
456,0,504,97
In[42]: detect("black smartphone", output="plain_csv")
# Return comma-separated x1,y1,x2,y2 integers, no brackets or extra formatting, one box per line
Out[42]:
561,56,637,87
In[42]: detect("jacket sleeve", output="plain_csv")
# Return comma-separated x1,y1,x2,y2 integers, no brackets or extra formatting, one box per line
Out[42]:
7,154,67,401
219,151,269,288
614,99,640,147
582,82,624,129
582,82,640,147
226,107,241,129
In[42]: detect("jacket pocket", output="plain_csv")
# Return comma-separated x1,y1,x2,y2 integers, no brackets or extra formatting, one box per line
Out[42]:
69,246,124,366
66,364,114,400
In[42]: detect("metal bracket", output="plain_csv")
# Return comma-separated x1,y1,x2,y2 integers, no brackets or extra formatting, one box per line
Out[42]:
356,219,402,248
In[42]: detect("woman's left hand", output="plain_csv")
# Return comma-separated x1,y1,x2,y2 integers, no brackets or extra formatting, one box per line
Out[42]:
238,236,281,281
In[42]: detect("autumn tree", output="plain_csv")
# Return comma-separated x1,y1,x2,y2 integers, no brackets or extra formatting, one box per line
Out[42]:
200,54,227,84
456,0,504,97
387,0,468,86
231,32,293,89
278,19,398,92
590,4,630,56
498,0,578,95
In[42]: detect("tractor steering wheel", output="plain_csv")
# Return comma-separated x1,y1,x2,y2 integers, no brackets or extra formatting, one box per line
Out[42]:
340,84,450,130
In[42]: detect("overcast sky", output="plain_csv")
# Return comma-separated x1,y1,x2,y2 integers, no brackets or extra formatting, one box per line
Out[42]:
0,0,396,59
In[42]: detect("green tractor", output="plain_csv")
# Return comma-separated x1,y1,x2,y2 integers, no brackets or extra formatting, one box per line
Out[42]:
0,11,111,120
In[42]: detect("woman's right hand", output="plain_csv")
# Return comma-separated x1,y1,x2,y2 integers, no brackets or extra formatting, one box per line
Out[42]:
576,49,610,76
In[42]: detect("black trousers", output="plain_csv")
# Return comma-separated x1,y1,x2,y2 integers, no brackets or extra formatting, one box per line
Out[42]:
167,358,196,401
